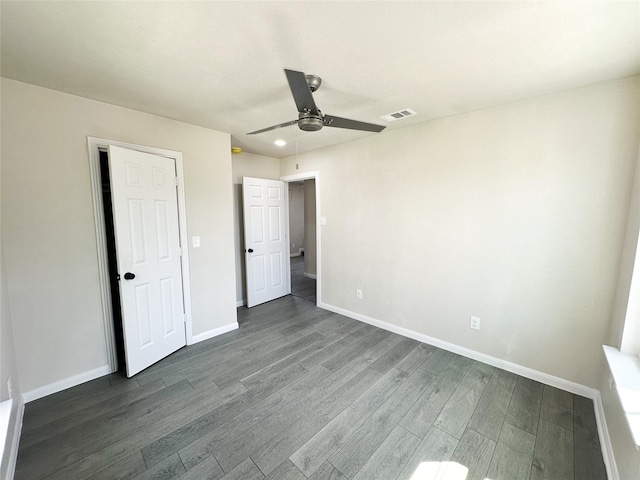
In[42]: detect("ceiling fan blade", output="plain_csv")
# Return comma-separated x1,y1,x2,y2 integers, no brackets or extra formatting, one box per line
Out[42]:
285,69,319,115
323,114,386,133
247,119,298,135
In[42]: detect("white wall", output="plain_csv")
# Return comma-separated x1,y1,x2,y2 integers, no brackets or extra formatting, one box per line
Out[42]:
231,152,280,305
281,77,640,389
1,78,237,395
289,183,305,255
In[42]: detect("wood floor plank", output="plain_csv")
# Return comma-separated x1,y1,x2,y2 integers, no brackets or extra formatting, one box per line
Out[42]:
141,362,309,468
87,451,147,480
178,366,342,471
212,332,324,388
573,395,607,480
16,380,197,478
505,376,544,435
394,344,438,374
133,453,185,480
215,366,384,474
396,426,459,480
417,347,455,376
344,334,405,372
175,455,225,480
263,459,305,480
540,384,574,431
369,337,420,374
530,419,574,480
398,353,471,438
22,375,141,432
328,365,434,478
20,378,167,449
306,461,348,480
466,369,517,441
485,422,535,480
289,368,409,477
217,458,264,480
350,425,421,480
42,382,247,480
321,328,391,371
432,361,493,439
449,428,496,480
239,334,341,389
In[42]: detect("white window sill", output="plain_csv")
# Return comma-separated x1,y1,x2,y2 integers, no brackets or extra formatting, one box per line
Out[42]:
603,345,640,449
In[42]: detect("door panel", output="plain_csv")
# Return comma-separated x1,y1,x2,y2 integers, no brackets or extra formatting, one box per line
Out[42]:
109,145,186,376
243,177,289,307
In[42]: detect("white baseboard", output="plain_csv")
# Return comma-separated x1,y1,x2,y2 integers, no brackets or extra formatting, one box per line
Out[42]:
317,301,599,399
22,365,112,403
303,272,317,279
191,322,239,344
236,300,245,308
0,397,23,480
593,391,620,480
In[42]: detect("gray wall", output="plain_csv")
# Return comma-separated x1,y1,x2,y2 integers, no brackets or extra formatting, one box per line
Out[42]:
281,77,640,389
2,78,237,395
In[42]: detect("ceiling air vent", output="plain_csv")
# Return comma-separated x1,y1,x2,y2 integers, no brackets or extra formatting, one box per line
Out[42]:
380,108,417,122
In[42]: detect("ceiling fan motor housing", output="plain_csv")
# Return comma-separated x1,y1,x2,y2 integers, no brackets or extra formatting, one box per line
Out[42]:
298,111,324,131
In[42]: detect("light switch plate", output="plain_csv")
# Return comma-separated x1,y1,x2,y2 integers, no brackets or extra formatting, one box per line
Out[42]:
192,236,201,248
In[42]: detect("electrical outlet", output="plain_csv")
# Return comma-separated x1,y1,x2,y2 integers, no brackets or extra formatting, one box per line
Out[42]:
470,316,480,331
356,289,363,300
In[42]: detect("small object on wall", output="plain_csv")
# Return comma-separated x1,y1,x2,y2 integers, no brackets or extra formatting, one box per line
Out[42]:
470,316,481,330
231,147,242,154
192,236,201,248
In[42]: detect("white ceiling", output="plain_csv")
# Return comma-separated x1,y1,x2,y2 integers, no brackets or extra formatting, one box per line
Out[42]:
2,1,639,159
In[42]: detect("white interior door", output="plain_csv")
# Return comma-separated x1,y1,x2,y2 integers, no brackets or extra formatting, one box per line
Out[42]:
243,177,289,307
109,145,186,377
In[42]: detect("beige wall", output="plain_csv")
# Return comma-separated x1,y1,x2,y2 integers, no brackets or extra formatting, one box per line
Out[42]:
304,179,317,276
281,77,640,389
231,152,280,305
1,78,237,394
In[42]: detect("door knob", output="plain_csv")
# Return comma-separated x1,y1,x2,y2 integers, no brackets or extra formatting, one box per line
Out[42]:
123,272,136,280
247,248,254,253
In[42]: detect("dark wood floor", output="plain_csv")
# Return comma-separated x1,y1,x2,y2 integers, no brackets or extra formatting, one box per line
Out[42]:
16,295,606,480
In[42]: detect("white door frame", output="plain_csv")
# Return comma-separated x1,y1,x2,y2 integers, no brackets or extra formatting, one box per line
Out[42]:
87,137,194,373
281,171,321,304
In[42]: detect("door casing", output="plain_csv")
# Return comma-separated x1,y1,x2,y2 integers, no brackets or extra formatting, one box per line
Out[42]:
88,137,194,373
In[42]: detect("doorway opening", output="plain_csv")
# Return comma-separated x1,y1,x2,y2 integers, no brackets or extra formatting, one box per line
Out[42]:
98,149,126,372
288,179,317,304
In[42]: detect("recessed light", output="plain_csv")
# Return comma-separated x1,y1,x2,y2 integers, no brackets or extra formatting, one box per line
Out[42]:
274,139,287,147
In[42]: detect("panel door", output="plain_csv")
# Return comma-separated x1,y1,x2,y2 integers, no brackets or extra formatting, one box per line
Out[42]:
109,145,186,377
243,177,289,307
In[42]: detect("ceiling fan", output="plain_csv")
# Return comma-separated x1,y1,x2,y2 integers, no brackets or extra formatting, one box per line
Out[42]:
247,69,386,135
